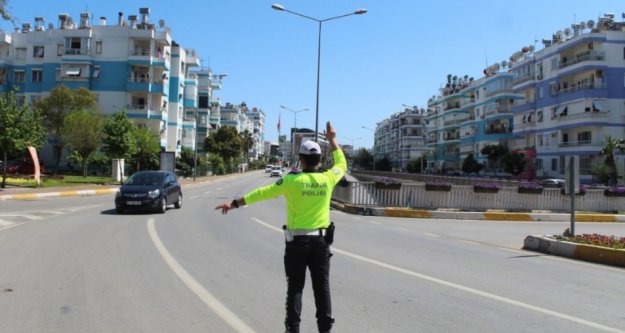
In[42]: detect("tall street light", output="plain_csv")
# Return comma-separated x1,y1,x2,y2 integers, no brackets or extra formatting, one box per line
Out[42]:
361,126,376,171
281,105,309,164
271,3,367,142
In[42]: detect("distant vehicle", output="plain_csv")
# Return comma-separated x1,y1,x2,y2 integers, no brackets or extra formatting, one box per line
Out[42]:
4,158,44,175
270,165,283,177
539,178,565,188
115,171,182,214
265,164,273,173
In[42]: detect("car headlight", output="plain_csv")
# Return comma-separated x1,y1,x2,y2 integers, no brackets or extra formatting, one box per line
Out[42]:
148,189,160,199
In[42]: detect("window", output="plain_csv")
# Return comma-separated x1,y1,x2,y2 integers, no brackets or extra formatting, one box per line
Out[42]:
550,58,558,71
92,65,100,79
15,48,26,60
578,131,591,144
538,87,543,99
16,95,25,107
31,69,42,83
55,68,61,81
96,41,102,54
13,70,24,83
199,95,209,108
551,158,557,171
33,46,44,58
57,44,63,56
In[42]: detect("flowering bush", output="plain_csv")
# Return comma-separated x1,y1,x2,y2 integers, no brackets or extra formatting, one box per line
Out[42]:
556,229,625,249
604,185,625,196
518,182,542,190
374,177,401,185
425,180,452,191
473,182,501,190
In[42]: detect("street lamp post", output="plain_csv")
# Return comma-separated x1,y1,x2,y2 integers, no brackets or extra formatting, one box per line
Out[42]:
280,105,309,164
361,126,375,171
271,3,367,142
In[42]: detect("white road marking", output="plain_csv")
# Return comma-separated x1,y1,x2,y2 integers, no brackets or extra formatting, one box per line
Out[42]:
460,240,480,246
190,195,199,200
147,218,256,333
424,232,440,238
250,217,624,333
0,219,14,227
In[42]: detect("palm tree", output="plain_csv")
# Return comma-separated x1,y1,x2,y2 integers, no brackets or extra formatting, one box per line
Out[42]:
600,135,625,186
240,129,255,164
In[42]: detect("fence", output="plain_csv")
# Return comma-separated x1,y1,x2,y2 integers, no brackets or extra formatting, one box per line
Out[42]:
332,181,625,213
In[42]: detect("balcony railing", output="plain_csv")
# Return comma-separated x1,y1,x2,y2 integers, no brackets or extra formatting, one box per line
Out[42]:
559,51,603,69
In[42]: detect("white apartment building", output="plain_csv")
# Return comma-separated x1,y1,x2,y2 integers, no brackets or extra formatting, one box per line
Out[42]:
510,14,625,182
0,7,224,166
373,106,428,171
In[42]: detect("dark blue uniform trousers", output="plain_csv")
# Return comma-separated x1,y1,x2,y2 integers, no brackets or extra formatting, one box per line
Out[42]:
284,236,334,333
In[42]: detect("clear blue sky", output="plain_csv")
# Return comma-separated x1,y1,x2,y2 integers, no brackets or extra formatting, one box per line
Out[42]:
6,0,624,149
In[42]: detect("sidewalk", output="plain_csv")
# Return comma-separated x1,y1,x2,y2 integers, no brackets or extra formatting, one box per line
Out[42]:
0,173,241,201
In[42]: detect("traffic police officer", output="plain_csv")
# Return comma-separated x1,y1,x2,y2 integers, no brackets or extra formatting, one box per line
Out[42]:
216,121,346,333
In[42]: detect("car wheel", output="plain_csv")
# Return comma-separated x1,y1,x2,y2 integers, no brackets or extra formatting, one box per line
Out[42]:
158,197,167,214
174,192,182,209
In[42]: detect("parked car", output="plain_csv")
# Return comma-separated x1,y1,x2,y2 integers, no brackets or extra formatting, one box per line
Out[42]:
538,178,565,188
4,158,44,175
265,164,274,173
270,165,283,177
115,171,182,214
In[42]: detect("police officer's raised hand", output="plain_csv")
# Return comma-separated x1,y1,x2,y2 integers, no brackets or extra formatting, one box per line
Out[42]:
325,121,339,151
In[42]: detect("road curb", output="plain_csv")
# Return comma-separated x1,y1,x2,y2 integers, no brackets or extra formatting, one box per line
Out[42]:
0,187,119,201
523,235,625,268
330,201,625,222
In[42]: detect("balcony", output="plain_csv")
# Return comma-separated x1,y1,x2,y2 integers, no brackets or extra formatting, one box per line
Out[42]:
551,81,606,97
559,51,604,70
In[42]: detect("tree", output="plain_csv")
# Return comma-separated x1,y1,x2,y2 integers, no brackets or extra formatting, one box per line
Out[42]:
0,0,15,24
480,144,509,174
462,153,483,175
176,147,195,177
240,129,254,162
406,157,425,173
501,152,527,178
102,111,138,159
599,135,625,186
353,148,373,170
130,127,160,171
35,85,97,174
63,108,103,177
205,126,243,173
0,89,46,187
375,156,393,172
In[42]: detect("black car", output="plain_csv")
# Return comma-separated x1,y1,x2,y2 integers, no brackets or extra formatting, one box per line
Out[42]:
115,171,182,214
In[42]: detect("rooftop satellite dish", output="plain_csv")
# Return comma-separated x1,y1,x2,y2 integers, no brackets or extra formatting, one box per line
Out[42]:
501,60,507,68
48,23,54,30
529,45,535,52
564,28,571,37
158,19,165,28
587,20,595,29
579,21,586,30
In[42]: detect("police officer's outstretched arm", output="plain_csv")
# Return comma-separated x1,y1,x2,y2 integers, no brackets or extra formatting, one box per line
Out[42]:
215,197,246,215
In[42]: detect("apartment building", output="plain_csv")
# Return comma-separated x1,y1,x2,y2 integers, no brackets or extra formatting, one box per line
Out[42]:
510,14,625,181
0,7,225,166
373,106,428,171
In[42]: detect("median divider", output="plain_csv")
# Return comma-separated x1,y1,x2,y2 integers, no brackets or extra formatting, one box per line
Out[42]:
330,201,625,223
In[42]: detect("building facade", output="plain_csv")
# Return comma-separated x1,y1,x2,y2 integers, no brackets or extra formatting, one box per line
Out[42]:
0,7,235,166
373,106,428,171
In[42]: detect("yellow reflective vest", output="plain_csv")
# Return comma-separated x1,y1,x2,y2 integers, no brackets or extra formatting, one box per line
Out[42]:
244,149,347,230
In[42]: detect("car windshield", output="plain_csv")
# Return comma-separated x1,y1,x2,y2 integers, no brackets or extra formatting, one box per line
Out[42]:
126,173,164,185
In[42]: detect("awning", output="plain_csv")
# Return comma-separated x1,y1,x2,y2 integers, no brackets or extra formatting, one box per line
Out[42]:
65,68,80,76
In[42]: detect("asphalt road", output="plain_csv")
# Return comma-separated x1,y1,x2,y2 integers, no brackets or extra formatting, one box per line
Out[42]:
1,172,624,333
